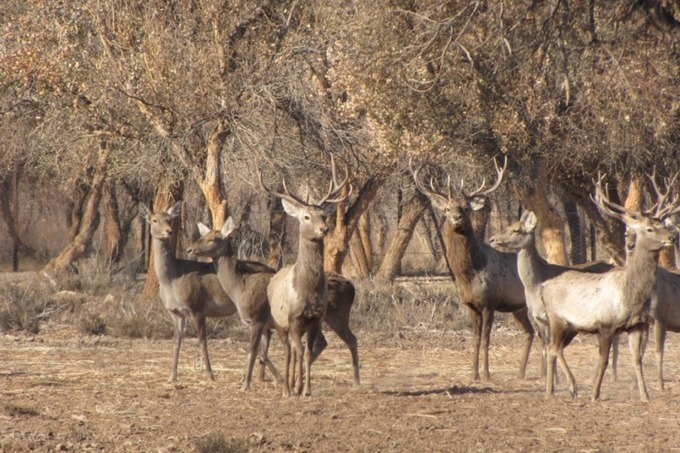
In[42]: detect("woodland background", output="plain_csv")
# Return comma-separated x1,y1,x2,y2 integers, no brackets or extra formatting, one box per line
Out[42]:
2,1,680,294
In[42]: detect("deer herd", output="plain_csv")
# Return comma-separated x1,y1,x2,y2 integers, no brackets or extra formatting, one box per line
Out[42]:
140,155,680,402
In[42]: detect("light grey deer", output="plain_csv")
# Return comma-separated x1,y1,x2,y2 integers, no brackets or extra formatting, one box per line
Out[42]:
185,217,283,391
541,175,679,401
258,156,351,396
410,157,535,381
489,210,617,381
622,172,680,391
139,201,237,382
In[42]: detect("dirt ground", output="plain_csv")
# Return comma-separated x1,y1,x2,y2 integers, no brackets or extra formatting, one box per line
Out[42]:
2,322,680,453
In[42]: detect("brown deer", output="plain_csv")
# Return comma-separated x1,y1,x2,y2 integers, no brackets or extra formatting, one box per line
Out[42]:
258,156,351,396
410,157,535,382
186,217,282,391
139,201,237,382
489,210,617,382
186,217,360,390
540,175,679,401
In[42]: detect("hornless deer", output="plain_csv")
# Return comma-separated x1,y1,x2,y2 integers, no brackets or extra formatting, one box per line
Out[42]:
185,217,282,391
139,201,237,382
186,217,360,390
410,157,535,381
540,175,679,401
258,156,351,396
489,210,617,381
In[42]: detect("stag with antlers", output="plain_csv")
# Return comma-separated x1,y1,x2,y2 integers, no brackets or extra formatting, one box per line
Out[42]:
410,157,535,382
540,172,679,401
258,155,351,396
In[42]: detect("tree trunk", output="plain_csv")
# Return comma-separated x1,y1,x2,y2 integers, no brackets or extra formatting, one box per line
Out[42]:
349,229,370,277
43,142,111,277
358,212,373,271
324,176,384,274
140,179,184,301
374,191,428,282
0,166,22,271
266,189,286,270
515,160,569,265
198,127,230,230
562,193,587,265
67,177,90,242
103,181,123,268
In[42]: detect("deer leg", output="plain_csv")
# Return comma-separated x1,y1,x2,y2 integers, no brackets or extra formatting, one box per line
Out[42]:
468,306,482,381
481,308,494,381
511,308,534,379
259,329,283,384
241,324,264,391
592,330,614,401
611,333,620,382
169,314,186,383
655,321,667,391
303,322,321,396
628,326,650,402
557,331,578,398
277,328,291,397
193,312,214,381
311,330,328,364
289,328,305,395
323,315,361,385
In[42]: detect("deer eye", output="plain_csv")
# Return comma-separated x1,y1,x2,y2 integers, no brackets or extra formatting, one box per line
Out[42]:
304,215,311,221
646,227,654,233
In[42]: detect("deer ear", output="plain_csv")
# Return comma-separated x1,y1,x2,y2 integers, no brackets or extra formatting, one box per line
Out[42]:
322,202,338,217
138,203,152,222
524,211,538,232
427,193,450,213
469,196,487,211
197,222,211,237
221,216,235,237
166,201,182,219
281,198,305,218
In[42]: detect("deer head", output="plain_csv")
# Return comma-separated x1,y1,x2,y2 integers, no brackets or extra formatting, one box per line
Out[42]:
489,210,538,251
139,201,182,240
185,217,236,258
593,173,680,254
410,156,507,234
258,155,351,243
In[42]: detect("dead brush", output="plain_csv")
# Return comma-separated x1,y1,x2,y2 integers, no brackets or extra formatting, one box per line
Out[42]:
194,433,249,453
352,278,463,332
0,284,63,334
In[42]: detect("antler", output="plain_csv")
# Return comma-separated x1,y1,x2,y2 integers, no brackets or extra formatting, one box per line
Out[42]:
257,165,306,205
592,172,643,221
464,155,508,199
647,168,680,219
258,155,352,207
318,154,352,206
409,158,448,200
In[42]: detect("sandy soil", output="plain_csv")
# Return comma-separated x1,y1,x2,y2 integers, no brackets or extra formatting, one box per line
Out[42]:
2,323,680,453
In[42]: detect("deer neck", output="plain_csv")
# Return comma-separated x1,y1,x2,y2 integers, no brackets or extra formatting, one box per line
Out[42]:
293,237,327,302
517,235,545,288
443,221,486,281
622,244,660,305
152,237,178,284
213,240,243,292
